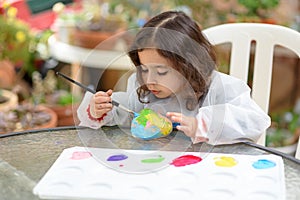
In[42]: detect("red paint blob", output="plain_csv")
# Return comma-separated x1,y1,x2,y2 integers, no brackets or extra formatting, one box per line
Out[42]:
171,155,202,167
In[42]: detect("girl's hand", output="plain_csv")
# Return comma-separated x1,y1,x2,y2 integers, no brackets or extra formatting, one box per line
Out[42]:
166,112,198,138
89,89,113,118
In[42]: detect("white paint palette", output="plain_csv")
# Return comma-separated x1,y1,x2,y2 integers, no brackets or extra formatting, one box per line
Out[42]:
33,146,285,200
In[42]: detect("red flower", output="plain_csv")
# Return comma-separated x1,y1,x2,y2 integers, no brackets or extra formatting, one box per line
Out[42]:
0,7,5,15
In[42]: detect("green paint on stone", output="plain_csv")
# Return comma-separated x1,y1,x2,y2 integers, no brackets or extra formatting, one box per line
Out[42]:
136,109,153,126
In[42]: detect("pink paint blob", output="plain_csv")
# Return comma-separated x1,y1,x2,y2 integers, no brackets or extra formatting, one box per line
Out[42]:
171,155,202,167
71,151,92,160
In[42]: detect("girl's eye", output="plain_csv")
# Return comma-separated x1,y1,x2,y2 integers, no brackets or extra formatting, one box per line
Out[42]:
157,71,168,76
141,67,148,73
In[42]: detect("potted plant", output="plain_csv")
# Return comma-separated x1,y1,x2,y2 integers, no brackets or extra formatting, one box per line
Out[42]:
266,110,300,155
53,0,174,48
0,1,36,83
52,1,126,49
236,0,280,23
0,1,55,104
0,103,57,134
31,70,80,126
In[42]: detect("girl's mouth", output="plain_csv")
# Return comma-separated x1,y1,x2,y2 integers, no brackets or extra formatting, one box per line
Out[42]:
151,90,160,95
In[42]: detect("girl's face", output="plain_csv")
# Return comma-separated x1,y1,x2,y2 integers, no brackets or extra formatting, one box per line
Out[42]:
138,49,186,98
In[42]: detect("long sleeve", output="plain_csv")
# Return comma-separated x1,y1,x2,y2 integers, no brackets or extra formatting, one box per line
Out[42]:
193,72,271,145
77,73,144,129
77,91,113,129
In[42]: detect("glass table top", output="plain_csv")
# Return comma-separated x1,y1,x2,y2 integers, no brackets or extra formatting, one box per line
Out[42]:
0,126,299,200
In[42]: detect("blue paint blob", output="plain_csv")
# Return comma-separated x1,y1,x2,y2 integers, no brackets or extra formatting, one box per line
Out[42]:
107,154,128,161
252,159,276,169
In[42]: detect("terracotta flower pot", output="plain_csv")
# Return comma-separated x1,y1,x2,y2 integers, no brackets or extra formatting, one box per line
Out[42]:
0,60,16,89
31,105,58,130
44,103,79,126
0,104,58,134
71,30,116,49
43,90,80,126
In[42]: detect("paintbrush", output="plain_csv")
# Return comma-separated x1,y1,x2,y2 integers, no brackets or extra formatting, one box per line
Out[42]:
56,71,139,117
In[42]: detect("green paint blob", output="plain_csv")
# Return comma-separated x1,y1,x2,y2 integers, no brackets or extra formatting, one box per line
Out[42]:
141,155,165,163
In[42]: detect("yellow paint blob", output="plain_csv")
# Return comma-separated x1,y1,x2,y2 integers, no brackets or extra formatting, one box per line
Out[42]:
214,156,237,167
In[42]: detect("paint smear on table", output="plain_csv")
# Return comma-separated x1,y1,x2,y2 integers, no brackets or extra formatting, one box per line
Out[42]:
71,151,92,160
141,155,165,163
107,154,128,161
252,159,276,169
214,156,237,167
171,155,202,167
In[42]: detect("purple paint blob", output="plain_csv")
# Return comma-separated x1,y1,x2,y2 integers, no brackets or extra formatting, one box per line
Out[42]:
107,154,128,161
252,159,276,169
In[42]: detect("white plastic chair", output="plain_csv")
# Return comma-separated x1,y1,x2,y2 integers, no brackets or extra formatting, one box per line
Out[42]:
296,139,300,159
203,23,300,157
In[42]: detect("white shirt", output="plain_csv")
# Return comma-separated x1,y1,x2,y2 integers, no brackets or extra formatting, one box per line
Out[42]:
77,71,271,145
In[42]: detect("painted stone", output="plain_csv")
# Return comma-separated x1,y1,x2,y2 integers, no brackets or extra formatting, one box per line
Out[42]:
131,108,172,140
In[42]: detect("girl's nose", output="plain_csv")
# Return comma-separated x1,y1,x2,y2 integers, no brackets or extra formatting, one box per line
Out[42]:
145,72,157,84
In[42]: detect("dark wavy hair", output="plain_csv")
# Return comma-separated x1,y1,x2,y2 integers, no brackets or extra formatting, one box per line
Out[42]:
128,11,217,107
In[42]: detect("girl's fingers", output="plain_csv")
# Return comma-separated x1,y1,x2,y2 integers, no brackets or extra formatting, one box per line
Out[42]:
166,112,182,117
167,112,189,125
95,91,109,97
94,98,111,105
171,115,183,123
89,90,113,118
94,95,112,104
176,125,194,138
95,103,113,109
95,89,112,97
167,112,198,138
106,89,113,96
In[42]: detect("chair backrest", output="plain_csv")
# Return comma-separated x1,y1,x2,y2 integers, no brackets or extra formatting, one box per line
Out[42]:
203,23,300,151
296,141,300,159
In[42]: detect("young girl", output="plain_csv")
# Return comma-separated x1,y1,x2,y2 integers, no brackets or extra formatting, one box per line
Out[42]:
77,11,271,145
